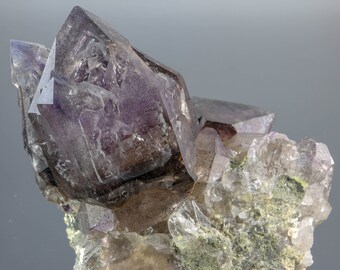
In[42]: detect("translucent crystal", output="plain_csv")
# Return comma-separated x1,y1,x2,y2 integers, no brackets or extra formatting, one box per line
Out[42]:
203,132,333,269
59,131,333,270
10,6,333,270
168,200,232,269
10,6,202,204
193,96,275,134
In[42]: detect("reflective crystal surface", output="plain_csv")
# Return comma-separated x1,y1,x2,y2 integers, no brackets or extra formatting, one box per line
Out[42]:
11,6,200,204
10,6,334,270
193,96,275,134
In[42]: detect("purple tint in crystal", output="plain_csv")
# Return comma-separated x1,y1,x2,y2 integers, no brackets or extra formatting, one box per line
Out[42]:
193,96,275,134
53,6,198,180
35,76,176,199
9,7,277,206
9,8,334,269
10,40,52,190
10,6,200,204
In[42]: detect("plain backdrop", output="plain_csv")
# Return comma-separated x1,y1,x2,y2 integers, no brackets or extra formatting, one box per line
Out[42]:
1,0,339,269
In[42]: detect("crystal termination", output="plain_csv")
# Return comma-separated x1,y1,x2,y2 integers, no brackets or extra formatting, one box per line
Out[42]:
10,6,333,270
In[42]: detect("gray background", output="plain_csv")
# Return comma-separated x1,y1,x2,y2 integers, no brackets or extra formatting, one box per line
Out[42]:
1,0,339,269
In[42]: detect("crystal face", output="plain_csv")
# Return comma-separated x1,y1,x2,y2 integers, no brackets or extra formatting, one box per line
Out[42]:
10,6,334,270
193,96,275,134
11,6,199,204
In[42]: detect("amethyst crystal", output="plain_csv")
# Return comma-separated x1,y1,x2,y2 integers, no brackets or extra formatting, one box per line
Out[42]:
10,6,333,270
11,6,201,204
193,96,275,134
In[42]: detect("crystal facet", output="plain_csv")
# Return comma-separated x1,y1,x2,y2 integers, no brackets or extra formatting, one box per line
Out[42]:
193,96,275,134
10,6,334,270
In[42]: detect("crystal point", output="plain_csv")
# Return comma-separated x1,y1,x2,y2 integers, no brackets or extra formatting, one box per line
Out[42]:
193,96,275,134
10,6,334,270
12,6,201,203
10,40,50,177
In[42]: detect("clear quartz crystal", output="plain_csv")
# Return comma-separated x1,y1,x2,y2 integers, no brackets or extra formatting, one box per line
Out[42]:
10,6,333,270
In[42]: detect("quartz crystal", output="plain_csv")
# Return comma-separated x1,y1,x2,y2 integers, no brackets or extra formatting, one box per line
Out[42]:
10,6,333,270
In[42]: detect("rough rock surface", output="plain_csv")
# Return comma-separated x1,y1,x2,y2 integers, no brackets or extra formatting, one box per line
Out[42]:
10,6,333,270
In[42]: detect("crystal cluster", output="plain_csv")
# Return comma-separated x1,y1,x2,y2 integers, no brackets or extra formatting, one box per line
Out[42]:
10,6,333,270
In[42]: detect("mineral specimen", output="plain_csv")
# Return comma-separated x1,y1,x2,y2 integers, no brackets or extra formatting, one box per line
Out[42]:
10,6,333,270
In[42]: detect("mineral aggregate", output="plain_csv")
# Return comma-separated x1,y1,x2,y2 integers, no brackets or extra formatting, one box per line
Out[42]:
10,6,333,270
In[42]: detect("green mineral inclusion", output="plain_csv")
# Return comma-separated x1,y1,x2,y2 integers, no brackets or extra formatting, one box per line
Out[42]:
173,222,232,270
236,175,307,269
230,156,247,170
174,174,308,269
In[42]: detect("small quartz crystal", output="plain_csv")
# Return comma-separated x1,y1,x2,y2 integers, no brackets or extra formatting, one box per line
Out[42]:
10,6,333,270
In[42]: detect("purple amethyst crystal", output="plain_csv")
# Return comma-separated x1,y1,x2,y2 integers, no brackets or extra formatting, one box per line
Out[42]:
10,7,334,269
11,7,201,204
193,96,275,135
10,6,274,205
